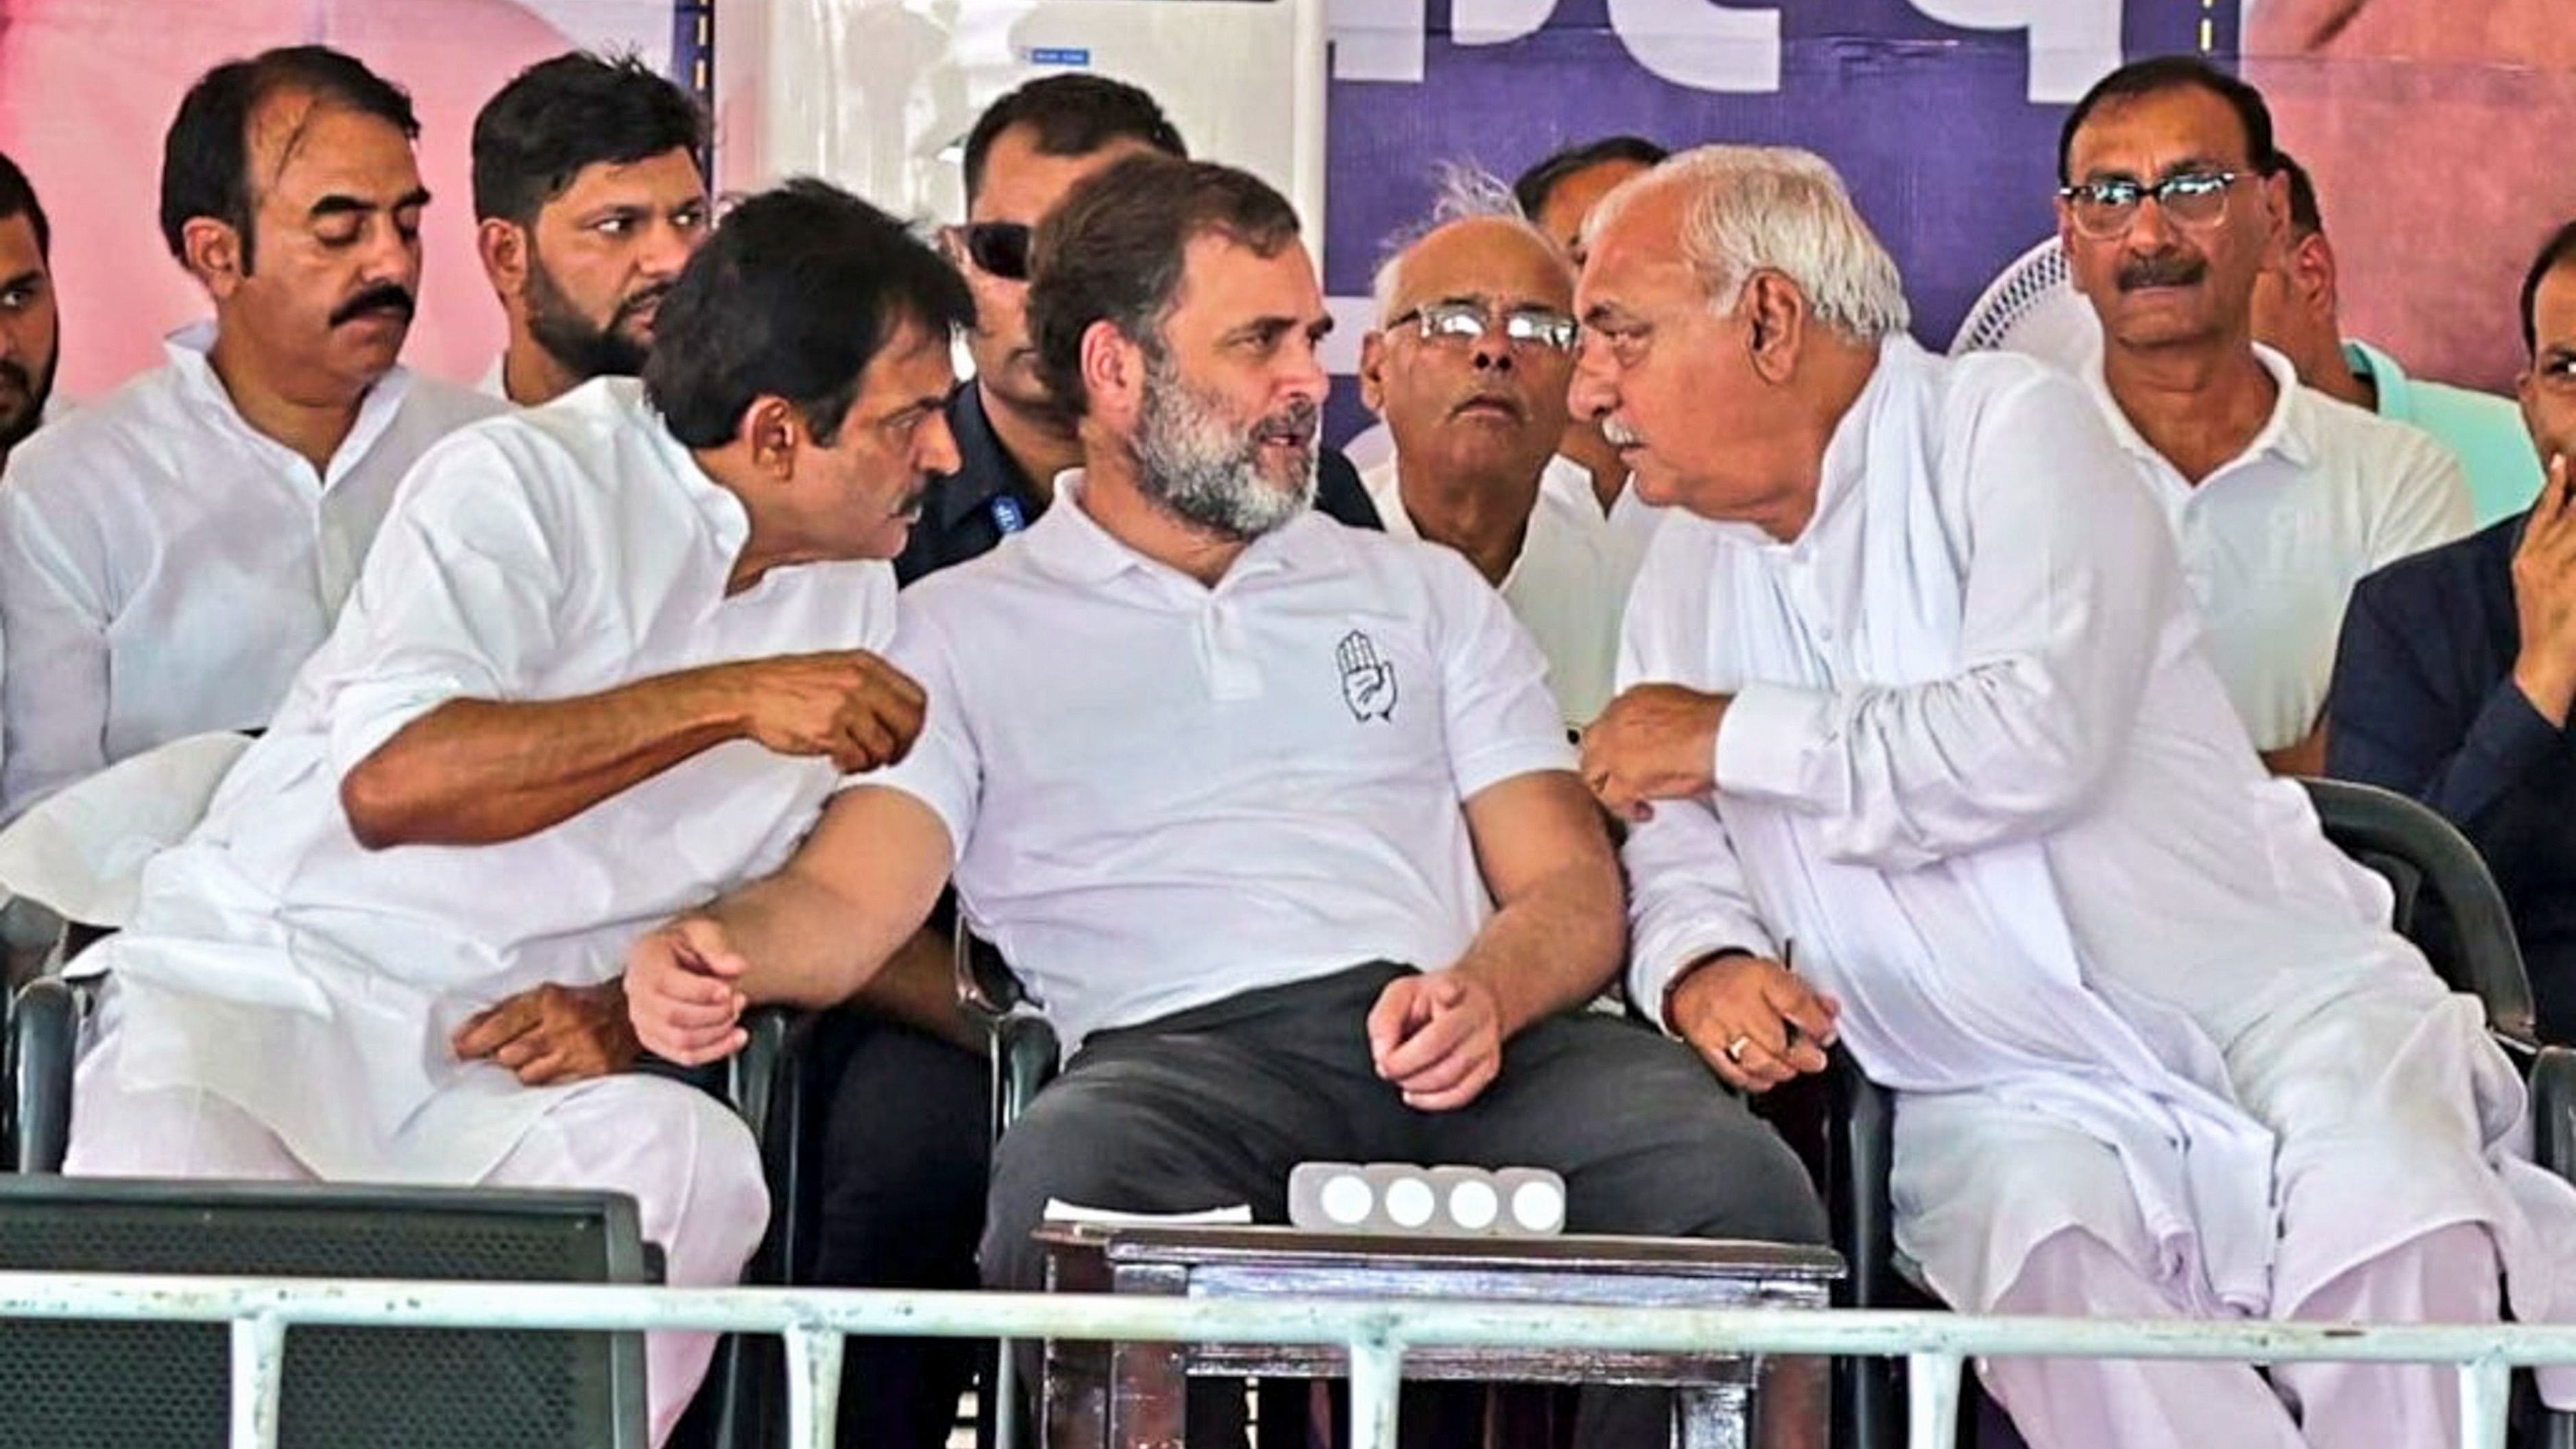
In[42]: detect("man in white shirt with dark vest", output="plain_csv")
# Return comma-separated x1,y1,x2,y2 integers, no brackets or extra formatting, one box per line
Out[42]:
61,180,965,1446
627,153,1824,1447
468,51,710,408
1358,170,1637,727
2057,56,2470,775
1577,142,2576,1449
0,47,503,819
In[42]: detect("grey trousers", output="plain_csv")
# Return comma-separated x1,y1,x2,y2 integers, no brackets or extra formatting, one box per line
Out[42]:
982,962,1827,1446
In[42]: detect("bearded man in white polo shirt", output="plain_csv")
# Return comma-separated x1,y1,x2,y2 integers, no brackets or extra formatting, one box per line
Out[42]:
1358,172,1639,727
627,152,1825,1447
1577,143,2576,1449
0,47,504,819
60,180,966,1446
2057,57,2470,776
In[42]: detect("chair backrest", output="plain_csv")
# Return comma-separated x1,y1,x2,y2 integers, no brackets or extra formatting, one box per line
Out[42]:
0,1177,651,1448
2298,777,2538,1049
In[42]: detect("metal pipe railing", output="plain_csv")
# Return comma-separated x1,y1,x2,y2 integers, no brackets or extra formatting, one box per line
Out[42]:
1,1271,2566,1449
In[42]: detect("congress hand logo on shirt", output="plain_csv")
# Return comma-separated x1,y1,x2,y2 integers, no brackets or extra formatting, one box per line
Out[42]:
1337,630,1399,722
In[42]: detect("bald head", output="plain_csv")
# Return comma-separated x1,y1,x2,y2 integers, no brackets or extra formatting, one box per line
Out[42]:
1362,215,1579,494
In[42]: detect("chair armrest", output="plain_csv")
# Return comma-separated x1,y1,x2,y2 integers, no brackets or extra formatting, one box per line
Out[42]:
991,1014,1060,1140
8,974,93,1173
1826,1046,1904,1449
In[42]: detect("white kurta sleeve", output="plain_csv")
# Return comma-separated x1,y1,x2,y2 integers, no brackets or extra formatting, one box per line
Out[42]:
1419,547,1577,798
863,605,981,864
315,432,570,779
0,457,115,819
1713,372,2177,870
1615,547,1778,1022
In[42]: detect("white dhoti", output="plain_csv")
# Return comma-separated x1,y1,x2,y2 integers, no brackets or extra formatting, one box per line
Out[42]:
1901,976,2573,1448
64,981,767,1448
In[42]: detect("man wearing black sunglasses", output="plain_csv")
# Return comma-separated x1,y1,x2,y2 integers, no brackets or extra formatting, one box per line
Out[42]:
894,72,1379,587
2058,56,2468,778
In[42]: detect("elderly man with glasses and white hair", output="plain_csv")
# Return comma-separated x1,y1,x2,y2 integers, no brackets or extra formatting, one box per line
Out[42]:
1356,167,1642,728
1574,141,2576,1449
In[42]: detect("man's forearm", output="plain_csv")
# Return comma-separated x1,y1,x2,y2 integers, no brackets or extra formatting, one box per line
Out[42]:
1449,859,1626,1039
699,789,957,1012
340,667,743,849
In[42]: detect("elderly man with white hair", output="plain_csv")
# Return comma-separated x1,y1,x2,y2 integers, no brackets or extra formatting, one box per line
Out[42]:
1574,143,2576,1449
1357,171,1637,726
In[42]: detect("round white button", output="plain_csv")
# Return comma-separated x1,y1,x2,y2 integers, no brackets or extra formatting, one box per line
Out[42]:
1510,1178,1565,1233
1447,1179,1500,1231
1384,1175,1436,1228
1320,1173,1374,1225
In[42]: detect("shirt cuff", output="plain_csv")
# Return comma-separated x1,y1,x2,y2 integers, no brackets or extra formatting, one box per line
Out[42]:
2467,678,2571,782
1451,734,1580,802
1627,924,1777,1037
1713,682,1832,804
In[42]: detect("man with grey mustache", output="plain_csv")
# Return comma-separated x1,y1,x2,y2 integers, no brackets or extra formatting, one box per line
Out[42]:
2058,56,2468,776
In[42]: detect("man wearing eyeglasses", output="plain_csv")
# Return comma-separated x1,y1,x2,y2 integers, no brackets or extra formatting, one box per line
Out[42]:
895,73,1380,586
2326,221,2576,1044
1358,175,1635,726
2058,56,2470,776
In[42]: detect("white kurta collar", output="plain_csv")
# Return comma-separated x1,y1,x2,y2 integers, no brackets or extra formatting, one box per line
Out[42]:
160,320,416,492
2086,342,2319,481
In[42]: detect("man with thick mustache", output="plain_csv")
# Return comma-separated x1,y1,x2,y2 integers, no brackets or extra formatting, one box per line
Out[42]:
2059,56,2468,776
624,154,1822,1446
0,47,500,818
0,149,58,475
1358,176,1636,726
469,51,708,407
61,180,962,1447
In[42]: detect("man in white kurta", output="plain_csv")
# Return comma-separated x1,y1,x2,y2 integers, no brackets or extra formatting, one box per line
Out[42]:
60,182,972,1446
1358,210,1637,726
0,47,507,821
1576,145,2576,1449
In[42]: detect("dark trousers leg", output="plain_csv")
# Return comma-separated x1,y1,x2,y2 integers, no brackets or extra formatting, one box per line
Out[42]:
1428,1010,1829,1449
982,968,1425,1448
810,1014,993,1449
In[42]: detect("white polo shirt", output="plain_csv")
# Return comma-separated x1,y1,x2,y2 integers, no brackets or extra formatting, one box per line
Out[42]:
1362,453,1639,726
93,377,894,1180
0,323,503,819
2087,347,2472,751
871,475,1576,1051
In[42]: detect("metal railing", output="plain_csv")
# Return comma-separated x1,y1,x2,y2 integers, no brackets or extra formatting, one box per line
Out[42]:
0,1272,2570,1449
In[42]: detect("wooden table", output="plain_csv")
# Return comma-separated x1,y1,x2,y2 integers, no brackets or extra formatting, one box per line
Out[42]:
1037,1223,1842,1449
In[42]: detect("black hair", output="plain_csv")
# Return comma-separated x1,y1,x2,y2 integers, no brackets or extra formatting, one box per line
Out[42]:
160,45,420,272
1511,135,1670,218
0,151,50,261
645,178,975,448
2520,219,2576,358
961,73,1184,207
2276,150,2323,237
2057,56,2276,184
1027,153,1301,419
471,52,707,226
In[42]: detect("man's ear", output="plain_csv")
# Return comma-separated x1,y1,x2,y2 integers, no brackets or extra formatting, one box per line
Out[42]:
477,217,529,300
2290,230,2339,322
736,396,805,481
1357,331,1391,414
1080,319,1144,428
182,217,247,300
1741,270,1807,385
